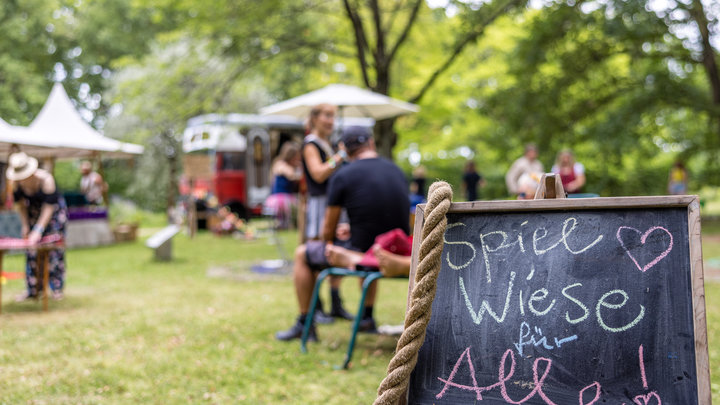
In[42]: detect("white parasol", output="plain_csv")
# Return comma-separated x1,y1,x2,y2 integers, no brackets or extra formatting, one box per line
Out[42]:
259,84,419,121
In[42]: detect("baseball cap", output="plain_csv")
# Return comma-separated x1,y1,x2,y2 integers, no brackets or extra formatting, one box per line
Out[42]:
341,126,371,154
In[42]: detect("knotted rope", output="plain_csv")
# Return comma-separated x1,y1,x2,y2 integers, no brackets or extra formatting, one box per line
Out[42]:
374,181,453,405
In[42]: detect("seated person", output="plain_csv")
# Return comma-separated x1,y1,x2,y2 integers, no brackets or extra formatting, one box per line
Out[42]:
517,172,541,200
276,126,410,342
276,229,412,341
212,206,253,239
212,206,233,234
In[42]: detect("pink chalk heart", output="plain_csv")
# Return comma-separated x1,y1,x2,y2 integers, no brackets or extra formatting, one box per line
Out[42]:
633,391,662,405
616,226,674,273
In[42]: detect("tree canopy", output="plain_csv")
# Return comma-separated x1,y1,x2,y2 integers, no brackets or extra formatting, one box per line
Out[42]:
0,0,718,206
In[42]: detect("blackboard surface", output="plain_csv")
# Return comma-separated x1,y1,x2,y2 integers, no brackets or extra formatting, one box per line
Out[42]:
408,203,704,404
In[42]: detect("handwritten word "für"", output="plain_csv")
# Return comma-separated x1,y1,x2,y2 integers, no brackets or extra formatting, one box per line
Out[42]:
514,321,578,356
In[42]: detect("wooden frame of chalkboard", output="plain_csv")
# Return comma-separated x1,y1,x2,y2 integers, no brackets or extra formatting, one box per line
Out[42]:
404,195,709,405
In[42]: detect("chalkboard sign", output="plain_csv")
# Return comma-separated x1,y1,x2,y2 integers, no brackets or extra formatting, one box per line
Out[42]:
405,196,709,404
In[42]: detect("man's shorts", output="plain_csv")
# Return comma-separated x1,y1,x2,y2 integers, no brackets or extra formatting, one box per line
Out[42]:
305,241,330,271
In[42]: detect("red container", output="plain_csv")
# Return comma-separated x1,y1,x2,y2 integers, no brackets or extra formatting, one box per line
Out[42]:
214,171,246,206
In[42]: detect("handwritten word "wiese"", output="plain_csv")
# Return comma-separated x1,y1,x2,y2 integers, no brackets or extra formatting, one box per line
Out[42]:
459,273,646,332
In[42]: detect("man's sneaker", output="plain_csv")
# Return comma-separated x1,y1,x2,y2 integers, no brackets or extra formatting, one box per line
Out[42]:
275,321,318,342
357,317,378,334
330,306,354,321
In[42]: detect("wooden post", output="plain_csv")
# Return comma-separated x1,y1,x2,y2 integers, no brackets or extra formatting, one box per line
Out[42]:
534,173,566,199
688,197,711,403
0,251,3,314
188,198,197,239
42,250,49,312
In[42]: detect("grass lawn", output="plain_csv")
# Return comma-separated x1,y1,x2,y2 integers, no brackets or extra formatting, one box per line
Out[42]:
0,224,719,403
0,229,408,404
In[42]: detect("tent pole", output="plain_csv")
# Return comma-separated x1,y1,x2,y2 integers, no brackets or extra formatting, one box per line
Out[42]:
2,145,21,210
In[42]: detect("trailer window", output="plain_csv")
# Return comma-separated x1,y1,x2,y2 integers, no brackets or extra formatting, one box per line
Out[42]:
218,152,246,171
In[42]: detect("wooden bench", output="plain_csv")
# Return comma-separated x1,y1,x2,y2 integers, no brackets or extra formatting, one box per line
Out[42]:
146,225,181,261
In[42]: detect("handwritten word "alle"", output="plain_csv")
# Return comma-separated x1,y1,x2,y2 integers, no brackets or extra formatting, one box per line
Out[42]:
437,345,662,405
436,347,601,404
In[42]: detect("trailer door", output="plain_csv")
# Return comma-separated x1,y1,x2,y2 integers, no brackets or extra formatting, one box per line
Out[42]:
246,127,271,213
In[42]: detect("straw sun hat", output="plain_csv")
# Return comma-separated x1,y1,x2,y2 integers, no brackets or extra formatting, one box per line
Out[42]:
6,152,39,181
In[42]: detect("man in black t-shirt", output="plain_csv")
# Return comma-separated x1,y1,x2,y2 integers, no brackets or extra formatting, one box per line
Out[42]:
276,126,410,341
323,139,410,253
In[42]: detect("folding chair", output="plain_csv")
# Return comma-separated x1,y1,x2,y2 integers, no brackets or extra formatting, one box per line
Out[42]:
300,267,387,369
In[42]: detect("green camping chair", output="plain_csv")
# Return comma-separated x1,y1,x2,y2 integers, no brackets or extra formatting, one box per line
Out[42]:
301,267,401,369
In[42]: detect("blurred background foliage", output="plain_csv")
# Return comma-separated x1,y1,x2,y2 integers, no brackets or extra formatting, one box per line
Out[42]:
0,0,718,207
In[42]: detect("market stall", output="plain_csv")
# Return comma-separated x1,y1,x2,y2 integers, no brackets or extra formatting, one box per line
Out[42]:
0,83,144,247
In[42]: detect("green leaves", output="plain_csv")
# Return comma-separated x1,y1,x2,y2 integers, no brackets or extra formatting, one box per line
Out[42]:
1,0,717,202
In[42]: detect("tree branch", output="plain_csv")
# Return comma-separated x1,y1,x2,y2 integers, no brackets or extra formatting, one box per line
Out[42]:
370,0,387,73
409,0,523,104
387,0,423,63
342,0,372,87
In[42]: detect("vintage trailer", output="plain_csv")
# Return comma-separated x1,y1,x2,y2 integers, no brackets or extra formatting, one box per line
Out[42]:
182,114,306,218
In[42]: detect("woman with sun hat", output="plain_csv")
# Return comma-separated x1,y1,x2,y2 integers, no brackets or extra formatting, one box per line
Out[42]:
6,152,68,301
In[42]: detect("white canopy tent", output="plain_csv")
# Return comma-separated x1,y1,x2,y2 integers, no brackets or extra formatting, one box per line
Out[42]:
0,83,143,159
0,117,64,158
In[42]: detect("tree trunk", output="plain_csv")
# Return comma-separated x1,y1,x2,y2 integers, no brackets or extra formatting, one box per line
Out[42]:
167,155,176,220
343,0,522,160
689,0,720,137
374,118,397,160
372,70,398,159
165,133,178,223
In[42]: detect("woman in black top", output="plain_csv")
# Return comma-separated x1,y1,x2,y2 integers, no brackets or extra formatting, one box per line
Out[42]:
6,152,68,300
301,103,346,240
300,104,351,321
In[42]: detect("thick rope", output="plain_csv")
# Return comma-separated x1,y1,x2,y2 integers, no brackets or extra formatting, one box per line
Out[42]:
374,181,453,405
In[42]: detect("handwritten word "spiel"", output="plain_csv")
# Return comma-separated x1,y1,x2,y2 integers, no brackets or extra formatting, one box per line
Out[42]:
444,218,604,283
